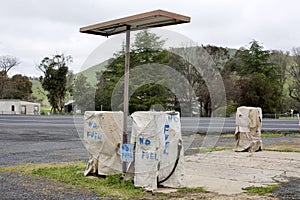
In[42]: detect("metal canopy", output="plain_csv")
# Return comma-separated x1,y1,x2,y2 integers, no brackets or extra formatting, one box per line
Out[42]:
80,9,190,36
80,9,190,174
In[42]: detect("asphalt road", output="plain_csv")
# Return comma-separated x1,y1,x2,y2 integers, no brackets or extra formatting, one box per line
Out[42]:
0,114,298,166
0,115,87,166
0,115,298,134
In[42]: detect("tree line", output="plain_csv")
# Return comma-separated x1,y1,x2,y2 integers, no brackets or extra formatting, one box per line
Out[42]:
74,30,300,116
1,30,300,116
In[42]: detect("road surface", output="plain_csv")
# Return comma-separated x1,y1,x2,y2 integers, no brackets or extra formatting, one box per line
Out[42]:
0,115,298,134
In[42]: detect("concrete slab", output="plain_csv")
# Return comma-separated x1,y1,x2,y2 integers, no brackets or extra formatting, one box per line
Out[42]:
185,150,300,194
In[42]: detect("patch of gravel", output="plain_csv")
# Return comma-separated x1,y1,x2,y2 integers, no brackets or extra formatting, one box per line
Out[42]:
273,177,300,200
0,172,101,199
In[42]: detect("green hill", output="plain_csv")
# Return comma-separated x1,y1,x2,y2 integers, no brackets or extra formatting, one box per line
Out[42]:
77,59,111,86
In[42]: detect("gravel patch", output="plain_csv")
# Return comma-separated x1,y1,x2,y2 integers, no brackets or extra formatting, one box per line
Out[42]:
0,172,100,199
273,177,300,200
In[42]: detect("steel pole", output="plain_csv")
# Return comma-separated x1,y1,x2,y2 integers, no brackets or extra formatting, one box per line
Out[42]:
122,26,130,173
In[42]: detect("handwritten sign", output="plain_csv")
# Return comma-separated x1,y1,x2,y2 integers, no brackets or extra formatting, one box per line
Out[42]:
121,144,133,163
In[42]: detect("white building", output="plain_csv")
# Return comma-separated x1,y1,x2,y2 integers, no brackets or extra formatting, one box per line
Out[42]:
0,99,40,115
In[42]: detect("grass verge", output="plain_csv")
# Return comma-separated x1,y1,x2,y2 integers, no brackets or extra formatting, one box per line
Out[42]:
242,184,280,195
40,106,51,115
0,162,206,199
192,147,232,152
193,132,299,139
261,132,300,137
0,162,144,199
264,148,300,153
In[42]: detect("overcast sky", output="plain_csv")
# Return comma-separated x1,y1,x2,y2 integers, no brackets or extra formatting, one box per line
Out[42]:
1,0,300,77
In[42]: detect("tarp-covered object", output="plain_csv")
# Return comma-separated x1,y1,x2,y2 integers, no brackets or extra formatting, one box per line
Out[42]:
131,111,185,191
234,106,262,152
84,111,123,176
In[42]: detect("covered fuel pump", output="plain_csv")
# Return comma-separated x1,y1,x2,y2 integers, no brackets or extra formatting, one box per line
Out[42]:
234,106,263,152
83,111,123,176
131,111,185,191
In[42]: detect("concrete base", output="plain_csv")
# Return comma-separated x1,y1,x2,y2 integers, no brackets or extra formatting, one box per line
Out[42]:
185,150,300,194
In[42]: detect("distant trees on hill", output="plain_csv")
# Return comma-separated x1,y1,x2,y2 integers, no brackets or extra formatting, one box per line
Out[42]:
0,55,33,100
90,30,299,116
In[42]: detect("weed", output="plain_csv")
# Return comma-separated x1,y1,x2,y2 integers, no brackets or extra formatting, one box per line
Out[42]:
242,184,280,195
264,148,300,153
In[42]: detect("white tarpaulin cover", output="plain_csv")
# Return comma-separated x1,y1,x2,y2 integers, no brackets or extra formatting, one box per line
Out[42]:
234,106,262,152
131,111,185,191
83,111,123,176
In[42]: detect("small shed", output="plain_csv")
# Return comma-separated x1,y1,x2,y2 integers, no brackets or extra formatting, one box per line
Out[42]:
64,100,74,113
0,99,40,115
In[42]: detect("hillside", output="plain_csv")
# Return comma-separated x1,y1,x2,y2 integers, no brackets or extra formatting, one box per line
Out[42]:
76,59,111,86
75,47,237,86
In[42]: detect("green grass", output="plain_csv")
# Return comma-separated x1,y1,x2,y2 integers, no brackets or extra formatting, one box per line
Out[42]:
40,106,51,115
278,116,297,120
0,162,208,199
156,186,207,199
192,147,231,152
0,162,145,199
31,166,144,198
219,132,299,138
242,184,280,195
31,79,48,101
203,147,231,152
264,148,300,153
261,133,287,137
193,132,299,139
176,187,206,193
261,132,300,137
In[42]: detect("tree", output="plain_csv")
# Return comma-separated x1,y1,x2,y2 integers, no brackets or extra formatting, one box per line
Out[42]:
200,45,230,116
73,74,95,112
288,47,300,106
65,70,75,99
0,71,10,99
231,40,283,113
132,29,166,52
38,54,72,113
0,73,32,100
239,73,281,113
203,45,230,70
270,50,290,111
236,40,277,78
95,49,174,113
10,74,32,100
0,55,21,99
170,45,230,117
169,45,203,116
95,29,181,113
0,55,20,74
270,50,289,89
